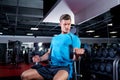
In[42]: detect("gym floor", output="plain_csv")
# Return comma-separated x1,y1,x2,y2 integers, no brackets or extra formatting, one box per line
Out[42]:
0,63,32,80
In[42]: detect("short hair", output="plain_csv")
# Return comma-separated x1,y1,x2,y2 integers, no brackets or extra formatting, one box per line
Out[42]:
59,14,71,22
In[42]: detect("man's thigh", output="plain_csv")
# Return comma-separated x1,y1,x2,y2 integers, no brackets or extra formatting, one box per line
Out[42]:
21,69,44,80
53,70,69,80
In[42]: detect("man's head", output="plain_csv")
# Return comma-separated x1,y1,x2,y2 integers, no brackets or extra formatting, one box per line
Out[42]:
59,14,71,34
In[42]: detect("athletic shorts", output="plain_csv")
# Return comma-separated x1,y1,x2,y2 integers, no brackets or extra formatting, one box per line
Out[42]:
31,64,70,80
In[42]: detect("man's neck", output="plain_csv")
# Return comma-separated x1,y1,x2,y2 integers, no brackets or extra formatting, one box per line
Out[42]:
62,31,70,34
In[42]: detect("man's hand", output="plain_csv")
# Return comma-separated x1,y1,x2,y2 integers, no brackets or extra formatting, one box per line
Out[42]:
32,55,41,63
75,48,85,55
73,48,85,60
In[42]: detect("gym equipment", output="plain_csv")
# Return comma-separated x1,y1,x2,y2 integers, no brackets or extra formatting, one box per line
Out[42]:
108,48,115,58
94,63,99,71
100,63,105,72
83,44,91,57
91,43,99,57
31,62,42,69
97,48,102,57
69,44,74,59
90,74,96,80
102,48,108,58
91,48,97,57
116,47,120,56
7,40,23,64
32,42,41,56
0,43,7,63
105,62,112,73
68,34,74,59
118,63,120,74
90,63,94,70
89,43,120,80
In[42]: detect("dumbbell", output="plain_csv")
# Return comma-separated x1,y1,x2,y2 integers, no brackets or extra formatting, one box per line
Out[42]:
83,44,91,56
111,43,119,50
90,74,96,80
31,62,42,69
91,48,97,57
100,63,106,72
97,48,102,57
90,64,93,70
94,63,99,71
108,48,115,58
116,47,120,56
105,62,112,73
102,48,108,58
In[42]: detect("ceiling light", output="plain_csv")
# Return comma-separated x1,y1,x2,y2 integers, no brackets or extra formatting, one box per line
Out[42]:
110,31,117,34
26,33,33,36
111,36,117,38
3,27,8,30
107,23,113,26
38,42,42,47
54,34,58,36
94,35,100,38
30,27,39,30
39,47,43,51
86,30,95,33
0,32,3,35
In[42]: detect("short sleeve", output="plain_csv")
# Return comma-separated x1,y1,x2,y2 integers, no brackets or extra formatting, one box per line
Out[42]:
73,36,81,48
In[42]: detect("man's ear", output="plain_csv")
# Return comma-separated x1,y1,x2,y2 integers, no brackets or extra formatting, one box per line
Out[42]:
59,22,61,27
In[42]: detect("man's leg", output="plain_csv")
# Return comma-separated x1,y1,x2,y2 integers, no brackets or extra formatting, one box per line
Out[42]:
53,70,69,80
21,68,44,80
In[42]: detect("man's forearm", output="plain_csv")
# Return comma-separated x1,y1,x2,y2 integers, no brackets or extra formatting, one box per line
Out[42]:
40,51,50,62
73,54,80,61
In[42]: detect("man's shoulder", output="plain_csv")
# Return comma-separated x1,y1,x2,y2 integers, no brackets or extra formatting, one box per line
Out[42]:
70,33,79,38
52,34,61,39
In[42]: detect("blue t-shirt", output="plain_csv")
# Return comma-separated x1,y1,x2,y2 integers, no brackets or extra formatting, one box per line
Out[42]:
50,32,81,79
50,32,81,65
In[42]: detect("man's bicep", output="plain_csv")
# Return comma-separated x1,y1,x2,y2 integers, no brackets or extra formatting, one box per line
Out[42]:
73,36,81,48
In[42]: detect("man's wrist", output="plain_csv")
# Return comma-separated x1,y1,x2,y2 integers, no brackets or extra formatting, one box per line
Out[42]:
75,54,80,60
40,57,42,62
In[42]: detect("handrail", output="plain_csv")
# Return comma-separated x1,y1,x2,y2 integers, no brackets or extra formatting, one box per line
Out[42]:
115,58,120,80
113,57,120,80
74,57,82,80
113,58,118,80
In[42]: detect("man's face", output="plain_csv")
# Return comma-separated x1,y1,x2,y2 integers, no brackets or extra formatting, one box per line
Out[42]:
60,19,71,34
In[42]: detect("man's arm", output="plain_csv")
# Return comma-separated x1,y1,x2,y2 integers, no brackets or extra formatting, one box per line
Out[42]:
73,48,85,60
32,49,51,63
40,49,50,61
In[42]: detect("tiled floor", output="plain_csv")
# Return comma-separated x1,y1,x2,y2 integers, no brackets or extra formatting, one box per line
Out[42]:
0,63,32,78
0,62,48,80
0,76,21,80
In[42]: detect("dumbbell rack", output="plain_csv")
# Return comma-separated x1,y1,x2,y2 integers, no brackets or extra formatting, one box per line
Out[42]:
91,58,114,79
6,48,13,64
91,57,118,79
90,47,119,80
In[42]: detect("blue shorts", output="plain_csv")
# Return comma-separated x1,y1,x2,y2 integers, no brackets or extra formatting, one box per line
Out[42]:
31,64,70,80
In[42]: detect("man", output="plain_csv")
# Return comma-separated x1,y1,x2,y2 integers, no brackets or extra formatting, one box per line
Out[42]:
21,14,84,80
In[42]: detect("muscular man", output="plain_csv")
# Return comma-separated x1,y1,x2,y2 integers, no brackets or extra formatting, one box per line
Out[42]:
21,14,84,80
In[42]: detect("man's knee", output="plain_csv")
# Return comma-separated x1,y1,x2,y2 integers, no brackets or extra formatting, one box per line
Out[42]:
21,71,29,80
53,72,68,80
21,69,44,80
53,77,68,80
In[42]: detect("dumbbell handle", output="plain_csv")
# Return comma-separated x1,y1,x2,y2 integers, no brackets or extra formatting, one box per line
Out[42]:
35,62,39,65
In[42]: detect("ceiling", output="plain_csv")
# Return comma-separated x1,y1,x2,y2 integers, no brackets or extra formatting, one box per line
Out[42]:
0,0,120,38
65,0,97,14
77,4,120,38
0,0,62,37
